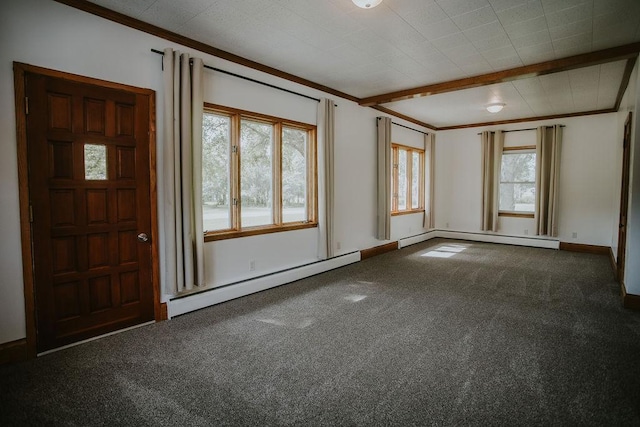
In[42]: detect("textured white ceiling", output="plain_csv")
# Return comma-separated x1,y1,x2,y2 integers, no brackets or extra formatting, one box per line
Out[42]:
385,60,628,127
87,0,640,127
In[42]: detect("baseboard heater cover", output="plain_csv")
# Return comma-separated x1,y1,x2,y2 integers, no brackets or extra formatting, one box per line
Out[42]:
398,230,440,248
167,252,361,318
398,229,559,250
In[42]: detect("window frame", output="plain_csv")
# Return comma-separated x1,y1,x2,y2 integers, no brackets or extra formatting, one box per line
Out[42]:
391,143,425,216
498,145,536,218
202,103,317,241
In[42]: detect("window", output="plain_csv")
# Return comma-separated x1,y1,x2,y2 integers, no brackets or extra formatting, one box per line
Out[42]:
202,104,317,240
391,143,424,214
499,147,536,216
84,144,107,180
240,119,274,228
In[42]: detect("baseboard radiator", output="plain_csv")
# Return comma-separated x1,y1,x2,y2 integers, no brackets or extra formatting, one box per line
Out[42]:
398,229,559,249
167,252,361,318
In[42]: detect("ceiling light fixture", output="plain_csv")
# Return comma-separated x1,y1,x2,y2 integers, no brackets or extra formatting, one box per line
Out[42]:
486,102,505,113
352,0,383,9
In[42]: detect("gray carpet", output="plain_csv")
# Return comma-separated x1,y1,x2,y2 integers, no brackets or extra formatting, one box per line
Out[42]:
2,238,640,426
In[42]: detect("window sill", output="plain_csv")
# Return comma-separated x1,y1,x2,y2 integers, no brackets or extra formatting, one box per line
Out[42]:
204,222,318,242
391,209,425,217
499,211,534,219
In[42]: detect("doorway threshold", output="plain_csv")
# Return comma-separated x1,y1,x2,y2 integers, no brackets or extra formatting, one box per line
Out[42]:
37,320,155,357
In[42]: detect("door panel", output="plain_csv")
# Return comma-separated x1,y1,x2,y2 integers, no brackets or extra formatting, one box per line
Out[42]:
26,72,154,352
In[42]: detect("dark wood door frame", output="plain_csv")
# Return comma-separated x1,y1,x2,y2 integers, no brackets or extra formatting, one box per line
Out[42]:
13,62,164,358
617,112,632,283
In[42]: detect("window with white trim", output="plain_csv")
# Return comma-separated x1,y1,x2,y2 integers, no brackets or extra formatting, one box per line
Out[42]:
499,147,536,215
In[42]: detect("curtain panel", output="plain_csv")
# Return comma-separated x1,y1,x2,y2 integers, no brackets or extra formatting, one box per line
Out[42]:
162,48,205,294
424,133,436,229
376,117,392,240
535,125,563,237
480,130,503,232
317,98,335,259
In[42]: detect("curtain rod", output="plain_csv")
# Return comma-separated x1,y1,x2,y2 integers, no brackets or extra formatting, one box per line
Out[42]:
151,49,336,106
377,117,429,135
477,125,565,135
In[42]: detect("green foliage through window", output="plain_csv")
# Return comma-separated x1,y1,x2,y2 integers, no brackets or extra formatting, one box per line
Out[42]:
202,106,317,237
202,113,231,231
84,144,107,180
240,120,273,227
391,144,424,213
282,128,307,223
499,151,536,212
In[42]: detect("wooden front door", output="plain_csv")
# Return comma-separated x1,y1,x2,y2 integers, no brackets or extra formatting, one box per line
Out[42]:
617,112,632,283
23,68,156,352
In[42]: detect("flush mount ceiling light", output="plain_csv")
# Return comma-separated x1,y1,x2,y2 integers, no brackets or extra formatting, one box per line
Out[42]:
352,0,383,8
486,102,506,113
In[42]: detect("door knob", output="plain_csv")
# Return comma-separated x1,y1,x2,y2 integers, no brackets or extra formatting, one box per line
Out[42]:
137,233,149,242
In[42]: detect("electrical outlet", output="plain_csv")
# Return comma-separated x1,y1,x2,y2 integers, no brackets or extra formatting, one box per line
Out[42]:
250,260,255,271
524,229,528,235
572,232,578,239
446,222,449,228
337,241,341,250
408,227,413,233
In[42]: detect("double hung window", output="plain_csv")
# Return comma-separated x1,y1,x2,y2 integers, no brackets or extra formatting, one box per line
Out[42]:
499,146,536,216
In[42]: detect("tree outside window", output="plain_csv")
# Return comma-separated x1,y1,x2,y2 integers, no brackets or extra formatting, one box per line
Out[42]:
391,143,424,214
202,105,317,240
499,150,536,212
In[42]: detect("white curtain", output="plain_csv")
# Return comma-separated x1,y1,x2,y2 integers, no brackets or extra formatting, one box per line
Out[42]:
480,130,503,232
424,132,435,229
377,117,392,240
535,125,563,237
162,48,205,294
317,98,335,259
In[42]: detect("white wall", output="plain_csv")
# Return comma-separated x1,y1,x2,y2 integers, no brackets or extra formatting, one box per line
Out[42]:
0,0,428,344
435,113,621,246
434,134,482,231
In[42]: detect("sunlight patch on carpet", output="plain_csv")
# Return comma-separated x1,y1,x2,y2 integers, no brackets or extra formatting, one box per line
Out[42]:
422,244,470,258
256,317,315,329
344,294,367,302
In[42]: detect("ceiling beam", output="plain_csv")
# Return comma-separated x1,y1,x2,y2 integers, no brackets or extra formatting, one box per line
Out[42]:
359,42,640,107
615,57,638,111
370,106,437,130
53,0,360,103
436,108,616,131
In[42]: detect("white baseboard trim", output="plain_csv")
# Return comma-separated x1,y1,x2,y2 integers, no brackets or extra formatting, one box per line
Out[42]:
398,230,441,248
439,230,559,249
167,251,361,318
398,229,559,250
